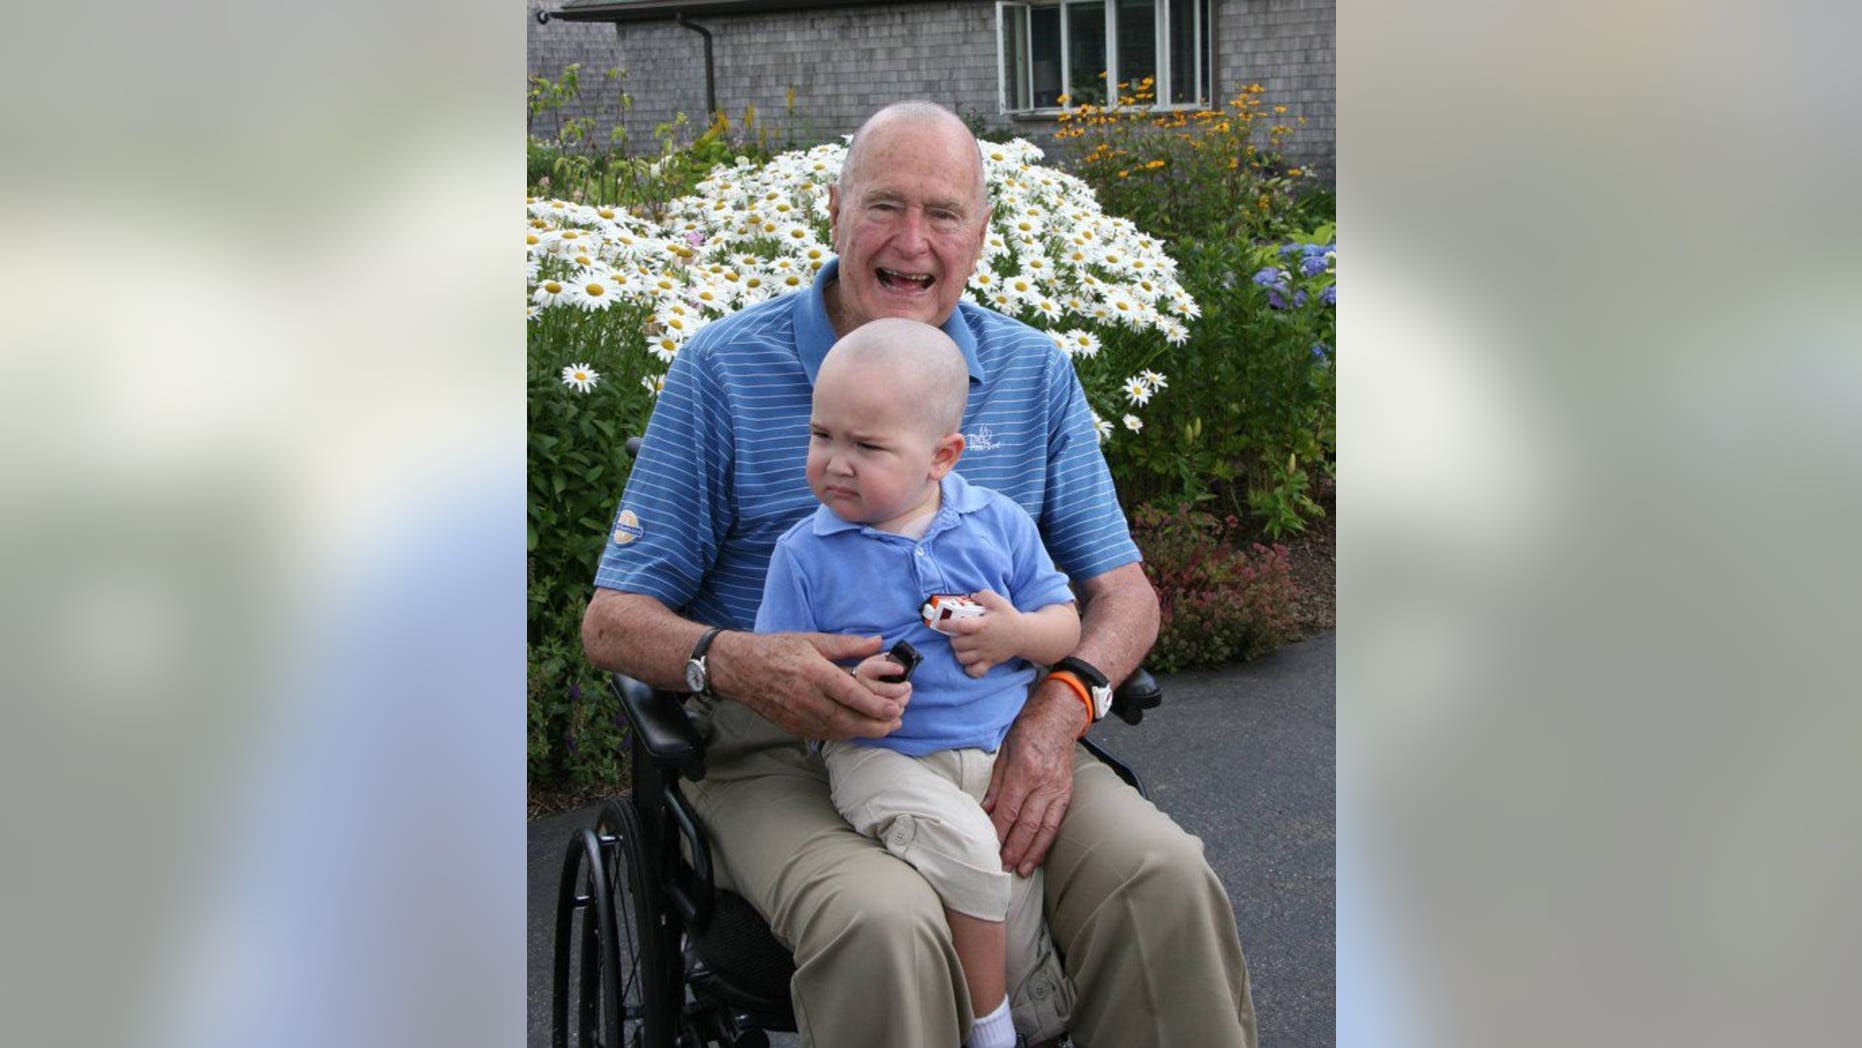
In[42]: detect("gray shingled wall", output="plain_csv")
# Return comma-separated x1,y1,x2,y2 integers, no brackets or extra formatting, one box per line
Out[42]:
525,0,1333,183
526,0,631,147
1220,0,1335,181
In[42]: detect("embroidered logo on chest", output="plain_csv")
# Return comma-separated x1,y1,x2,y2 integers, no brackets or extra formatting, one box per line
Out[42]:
964,424,1000,452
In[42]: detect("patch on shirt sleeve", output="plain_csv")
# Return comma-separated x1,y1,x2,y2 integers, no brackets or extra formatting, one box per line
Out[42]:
611,508,644,545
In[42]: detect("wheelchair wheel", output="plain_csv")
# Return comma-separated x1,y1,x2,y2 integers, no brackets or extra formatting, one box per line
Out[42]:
554,798,679,1048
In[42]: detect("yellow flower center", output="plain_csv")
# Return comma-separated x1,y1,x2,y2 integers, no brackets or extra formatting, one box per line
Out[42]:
584,282,606,296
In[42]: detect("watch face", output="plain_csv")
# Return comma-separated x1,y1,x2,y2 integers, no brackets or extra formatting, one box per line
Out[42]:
685,659,706,693
1092,685,1113,719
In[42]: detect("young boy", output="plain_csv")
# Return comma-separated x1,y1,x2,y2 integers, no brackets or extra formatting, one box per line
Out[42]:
754,318,1082,1048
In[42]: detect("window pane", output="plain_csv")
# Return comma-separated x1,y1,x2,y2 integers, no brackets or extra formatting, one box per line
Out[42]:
1032,6,1062,107
1200,0,1211,103
1117,0,1156,104
1168,0,1198,104
1066,2,1106,106
1005,6,1030,110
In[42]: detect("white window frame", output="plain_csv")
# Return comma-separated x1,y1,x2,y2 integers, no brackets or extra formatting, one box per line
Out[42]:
996,0,1210,116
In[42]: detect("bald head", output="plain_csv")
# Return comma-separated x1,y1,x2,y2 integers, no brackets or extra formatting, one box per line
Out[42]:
818,318,969,439
839,101,987,208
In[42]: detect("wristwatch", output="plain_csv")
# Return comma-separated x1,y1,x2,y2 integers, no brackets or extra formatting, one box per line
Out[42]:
1053,656,1113,722
685,626,727,696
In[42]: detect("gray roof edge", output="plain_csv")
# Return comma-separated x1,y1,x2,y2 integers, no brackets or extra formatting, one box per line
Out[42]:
553,0,889,24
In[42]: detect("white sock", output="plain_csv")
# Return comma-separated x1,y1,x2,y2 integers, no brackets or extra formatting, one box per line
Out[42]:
965,998,1017,1048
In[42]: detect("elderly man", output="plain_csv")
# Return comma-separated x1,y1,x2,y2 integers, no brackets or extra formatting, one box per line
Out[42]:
582,101,1257,1047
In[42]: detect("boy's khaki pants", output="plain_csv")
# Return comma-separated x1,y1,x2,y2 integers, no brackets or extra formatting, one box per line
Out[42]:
683,697,1259,1048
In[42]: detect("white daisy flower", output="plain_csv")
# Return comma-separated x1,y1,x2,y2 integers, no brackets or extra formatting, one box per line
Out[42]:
532,278,571,308
641,373,666,398
1122,376,1153,406
1107,293,1141,325
561,363,600,393
1092,412,1113,443
1141,370,1168,391
526,303,542,322
1066,330,1101,358
1168,292,1202,319
1122,414,1143,433
569,275,618,311
648,335,682,363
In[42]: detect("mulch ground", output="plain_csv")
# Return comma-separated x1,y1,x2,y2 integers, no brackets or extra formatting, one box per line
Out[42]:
1273,480,1336,639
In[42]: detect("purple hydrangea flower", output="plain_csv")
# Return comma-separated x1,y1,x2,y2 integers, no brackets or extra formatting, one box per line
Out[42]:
1267,289,1287,310
1293,289,1309,308
1312,342,1330,361
1300,254,1328,277
1321,283,1336,305
1252,266,1284,288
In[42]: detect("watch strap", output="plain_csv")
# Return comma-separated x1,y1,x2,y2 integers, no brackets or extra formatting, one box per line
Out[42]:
687,626,726,695
1052,656,1112,719
691,625,725,661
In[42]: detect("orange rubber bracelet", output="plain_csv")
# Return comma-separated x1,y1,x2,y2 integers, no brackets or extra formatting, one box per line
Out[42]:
1044,671,1095,739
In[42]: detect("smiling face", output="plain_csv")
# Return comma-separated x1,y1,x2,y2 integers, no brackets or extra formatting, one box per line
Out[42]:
806,319,968,532
825,110,991,334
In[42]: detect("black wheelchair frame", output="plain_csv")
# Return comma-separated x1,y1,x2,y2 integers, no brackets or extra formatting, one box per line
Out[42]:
551,669,1163,1048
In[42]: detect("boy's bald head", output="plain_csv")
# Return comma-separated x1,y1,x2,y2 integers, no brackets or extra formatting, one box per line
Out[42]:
818,318,970,439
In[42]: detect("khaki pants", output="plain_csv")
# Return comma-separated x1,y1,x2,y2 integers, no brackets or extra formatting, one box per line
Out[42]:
822,741,1075,1039
684,697,1259,1048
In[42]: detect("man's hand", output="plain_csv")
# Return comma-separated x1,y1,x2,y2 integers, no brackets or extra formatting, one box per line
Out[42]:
709,630,908,741
945,589,1025,678
982,677,1088,875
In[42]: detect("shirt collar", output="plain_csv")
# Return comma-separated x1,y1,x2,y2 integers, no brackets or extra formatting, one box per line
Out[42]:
792,258,988,387
809,471,990,537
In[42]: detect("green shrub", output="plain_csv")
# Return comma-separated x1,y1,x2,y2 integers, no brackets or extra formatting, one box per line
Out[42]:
1103,229,1335,536
1053,80,1309,245
1131,503,1300,673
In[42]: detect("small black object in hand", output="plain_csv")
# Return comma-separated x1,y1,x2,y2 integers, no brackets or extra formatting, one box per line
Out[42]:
880,639,922,683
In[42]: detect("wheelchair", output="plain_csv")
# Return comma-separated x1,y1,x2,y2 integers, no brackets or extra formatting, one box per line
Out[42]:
550,666,1164,1048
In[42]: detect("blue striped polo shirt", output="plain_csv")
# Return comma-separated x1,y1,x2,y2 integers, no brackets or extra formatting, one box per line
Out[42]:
593,258,1140,630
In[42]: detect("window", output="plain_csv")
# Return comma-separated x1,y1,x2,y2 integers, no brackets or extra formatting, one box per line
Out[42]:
998,0,1210,113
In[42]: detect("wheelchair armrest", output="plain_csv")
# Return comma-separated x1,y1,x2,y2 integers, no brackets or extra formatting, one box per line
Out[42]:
606,672,708,781
1111,667,1163,725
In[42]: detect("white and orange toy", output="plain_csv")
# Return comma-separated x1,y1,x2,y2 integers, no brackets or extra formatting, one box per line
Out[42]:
920,593,985,634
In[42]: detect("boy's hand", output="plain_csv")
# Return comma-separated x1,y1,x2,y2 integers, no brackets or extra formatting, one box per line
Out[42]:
851,653,914,706
946,589,1024,678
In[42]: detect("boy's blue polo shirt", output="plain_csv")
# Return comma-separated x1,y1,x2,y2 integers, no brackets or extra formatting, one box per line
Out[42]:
754,471,1076,756
594,258,1140,633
